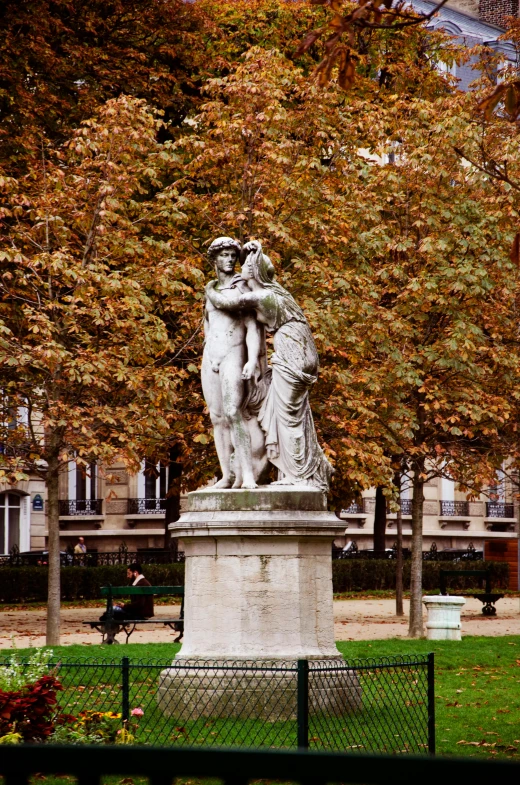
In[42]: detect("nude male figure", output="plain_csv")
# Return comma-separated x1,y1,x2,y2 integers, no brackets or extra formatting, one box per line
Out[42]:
202,237,266,489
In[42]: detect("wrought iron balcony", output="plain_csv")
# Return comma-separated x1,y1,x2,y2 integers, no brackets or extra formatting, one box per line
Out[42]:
127,498,166,515
486,502,515,519
341,501,365,515
59,499,103,516
439,500,469,517
399,499,413,515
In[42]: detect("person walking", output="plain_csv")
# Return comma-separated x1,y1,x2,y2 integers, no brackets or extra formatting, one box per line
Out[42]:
74,537,87,554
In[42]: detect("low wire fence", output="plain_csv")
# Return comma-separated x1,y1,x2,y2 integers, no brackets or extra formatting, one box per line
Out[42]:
0,655,434,754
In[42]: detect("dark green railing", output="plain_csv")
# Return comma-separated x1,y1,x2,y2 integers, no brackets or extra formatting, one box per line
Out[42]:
1,745,519,785
0,654,435,754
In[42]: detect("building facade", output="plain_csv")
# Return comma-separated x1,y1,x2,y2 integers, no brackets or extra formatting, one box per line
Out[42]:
337,478,518,553
54,461,170,554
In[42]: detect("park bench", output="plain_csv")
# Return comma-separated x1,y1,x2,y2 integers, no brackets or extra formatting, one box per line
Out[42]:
83,585,184,644
439,570,504,616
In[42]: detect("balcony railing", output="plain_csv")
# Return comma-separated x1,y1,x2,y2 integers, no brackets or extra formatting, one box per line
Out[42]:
59,499,103,516
439,500,469,517
341,501,365,515
127,497,166,515
486,502,515,519
399,499,412,515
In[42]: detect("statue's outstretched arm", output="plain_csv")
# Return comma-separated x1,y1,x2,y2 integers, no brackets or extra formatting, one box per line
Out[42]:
205,281,259,311
242,316,262,380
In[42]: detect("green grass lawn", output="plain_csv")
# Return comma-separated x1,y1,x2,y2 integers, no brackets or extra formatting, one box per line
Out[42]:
337,637,520,760
3,635,520,759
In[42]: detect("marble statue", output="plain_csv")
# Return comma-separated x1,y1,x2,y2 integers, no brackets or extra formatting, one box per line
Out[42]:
202,237,268,489
205,239,333,491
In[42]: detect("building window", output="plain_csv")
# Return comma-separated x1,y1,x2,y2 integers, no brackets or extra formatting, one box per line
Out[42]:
0,493,29,554
139,460,167,500
68,461,97,501
441,476,455,501
437,59,457,78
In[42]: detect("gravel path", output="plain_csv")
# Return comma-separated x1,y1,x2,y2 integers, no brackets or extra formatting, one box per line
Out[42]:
0,597,518,649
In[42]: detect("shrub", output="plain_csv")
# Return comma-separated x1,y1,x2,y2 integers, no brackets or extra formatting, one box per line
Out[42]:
0,564,185,603
331,559,509,592
0,559,509,602
0,674,63,741
0,648,54,691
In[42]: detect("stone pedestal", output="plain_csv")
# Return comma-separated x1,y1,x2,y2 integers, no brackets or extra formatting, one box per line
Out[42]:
172,487,342,660
157,486,360,718
423,595,466,641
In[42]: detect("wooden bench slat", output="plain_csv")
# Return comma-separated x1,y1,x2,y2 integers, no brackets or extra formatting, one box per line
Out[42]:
101,585,184,597
90,585,185,644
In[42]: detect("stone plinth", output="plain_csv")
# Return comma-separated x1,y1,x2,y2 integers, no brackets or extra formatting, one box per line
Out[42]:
157,660,362,720
423,595,466,641
157,487,360,719
170,486,343,660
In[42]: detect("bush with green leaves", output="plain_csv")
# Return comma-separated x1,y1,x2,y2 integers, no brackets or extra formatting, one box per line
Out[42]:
0,564,185,602
0,648,54,692
0,559,509,602
332,559,509,592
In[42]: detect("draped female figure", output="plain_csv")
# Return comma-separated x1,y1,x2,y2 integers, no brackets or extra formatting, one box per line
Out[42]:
206,240,333,491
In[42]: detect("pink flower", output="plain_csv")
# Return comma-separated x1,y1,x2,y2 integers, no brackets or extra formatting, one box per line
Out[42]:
131,708,144,717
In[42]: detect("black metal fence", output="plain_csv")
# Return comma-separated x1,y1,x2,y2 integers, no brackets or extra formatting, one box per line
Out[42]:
334,543,483,562
486,502,515,518
128,497,167,514
0,549,185,567
0,654,434,755
2,744,520,785
59,499,103,516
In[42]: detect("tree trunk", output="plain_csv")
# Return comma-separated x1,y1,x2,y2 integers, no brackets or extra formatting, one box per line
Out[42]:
516,474,520,592
165,449,183,551
394,472,404,617
373,486,387,552
408,464,425,637
46,450,61,646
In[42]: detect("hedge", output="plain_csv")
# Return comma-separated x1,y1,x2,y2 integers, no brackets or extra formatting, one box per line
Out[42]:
0,560,509,603
331,559,510,593
0,564,185,603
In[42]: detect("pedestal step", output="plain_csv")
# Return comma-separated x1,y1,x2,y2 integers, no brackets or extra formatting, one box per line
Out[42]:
157,659,362,720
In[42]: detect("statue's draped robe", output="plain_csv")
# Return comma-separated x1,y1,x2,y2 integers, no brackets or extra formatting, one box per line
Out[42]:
256,277,332,491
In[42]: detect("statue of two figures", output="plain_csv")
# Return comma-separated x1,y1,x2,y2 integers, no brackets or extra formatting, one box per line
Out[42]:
203,237,333,492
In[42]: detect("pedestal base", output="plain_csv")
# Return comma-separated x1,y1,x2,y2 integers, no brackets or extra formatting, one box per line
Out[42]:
172,487,344,660
157,659,362,721
160,487,352,719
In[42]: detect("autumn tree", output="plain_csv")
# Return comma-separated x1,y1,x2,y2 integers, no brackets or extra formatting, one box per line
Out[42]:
156,21,520,635
0,0,212,177
447,24,520,587
2,1,519,641
0,0,329,179
327,88,518,635
0,96,202,644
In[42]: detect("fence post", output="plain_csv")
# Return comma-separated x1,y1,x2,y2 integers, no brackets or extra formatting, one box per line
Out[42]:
122,656,130,723
297,659,309,749
427,653,436,755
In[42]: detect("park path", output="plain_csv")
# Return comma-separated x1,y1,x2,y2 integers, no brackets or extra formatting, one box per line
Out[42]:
0,597,518,649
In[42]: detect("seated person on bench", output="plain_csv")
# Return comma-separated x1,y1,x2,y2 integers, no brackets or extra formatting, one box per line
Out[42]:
99,563,154,621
